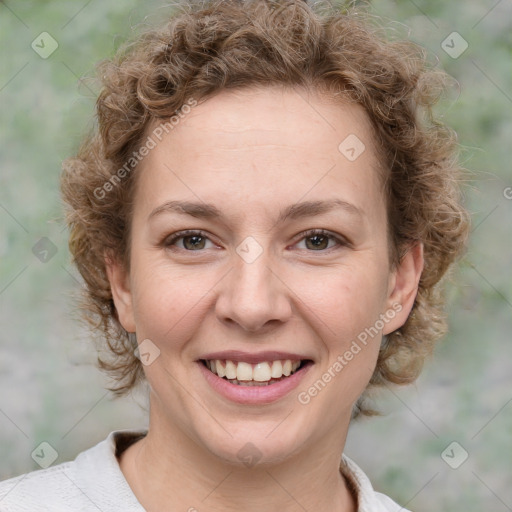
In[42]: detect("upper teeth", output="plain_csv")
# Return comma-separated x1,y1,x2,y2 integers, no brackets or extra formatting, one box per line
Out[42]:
206,359,301,381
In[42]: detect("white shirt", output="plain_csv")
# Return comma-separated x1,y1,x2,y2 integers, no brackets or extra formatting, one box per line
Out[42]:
0,429,410,511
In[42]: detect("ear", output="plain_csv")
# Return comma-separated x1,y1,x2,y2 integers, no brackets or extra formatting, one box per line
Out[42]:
382,242,424,335
105,252,136,333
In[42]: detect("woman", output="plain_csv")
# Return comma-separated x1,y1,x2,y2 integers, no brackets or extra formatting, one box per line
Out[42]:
0,0,469,510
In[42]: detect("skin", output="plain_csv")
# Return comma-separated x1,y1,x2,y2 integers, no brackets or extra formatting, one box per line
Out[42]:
106,85,424,512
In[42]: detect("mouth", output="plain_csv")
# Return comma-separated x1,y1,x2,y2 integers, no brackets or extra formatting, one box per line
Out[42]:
199,358,312,386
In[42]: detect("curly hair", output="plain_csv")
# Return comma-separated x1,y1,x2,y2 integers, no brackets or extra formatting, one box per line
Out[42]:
60,0,470,416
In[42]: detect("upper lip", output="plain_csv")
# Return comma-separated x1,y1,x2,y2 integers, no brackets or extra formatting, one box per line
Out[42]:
198,350,312,364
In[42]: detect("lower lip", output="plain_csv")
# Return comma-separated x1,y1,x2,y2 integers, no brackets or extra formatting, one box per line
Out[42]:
197,361,313,405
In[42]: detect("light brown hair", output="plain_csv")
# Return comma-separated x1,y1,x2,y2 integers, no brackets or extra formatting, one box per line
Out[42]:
61,0,470,416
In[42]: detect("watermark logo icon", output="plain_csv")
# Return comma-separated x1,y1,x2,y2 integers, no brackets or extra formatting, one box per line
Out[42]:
134,338,161,366
338,134,366,162
441,32,468,59
237,442,263,468
441,441,469,469
32,237,58,263
236,236,263,264
31,441,58,469
31,32,58,59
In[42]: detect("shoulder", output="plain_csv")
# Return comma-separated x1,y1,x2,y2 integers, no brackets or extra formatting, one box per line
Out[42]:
0,430,147,512
0,462,76,512
340,454,412,512
374,491,411,512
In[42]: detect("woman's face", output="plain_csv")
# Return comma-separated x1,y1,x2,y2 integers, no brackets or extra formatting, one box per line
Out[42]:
108,86,422,466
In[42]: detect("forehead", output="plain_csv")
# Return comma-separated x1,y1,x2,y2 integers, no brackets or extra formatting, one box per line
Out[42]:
164,86,377,155
134,86,385,223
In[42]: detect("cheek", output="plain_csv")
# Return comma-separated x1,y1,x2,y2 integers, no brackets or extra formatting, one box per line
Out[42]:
300,268,388,404
302,262,390,343
130,259,217,346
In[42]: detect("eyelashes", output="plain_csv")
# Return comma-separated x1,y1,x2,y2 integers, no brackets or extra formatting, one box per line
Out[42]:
162,228,349,253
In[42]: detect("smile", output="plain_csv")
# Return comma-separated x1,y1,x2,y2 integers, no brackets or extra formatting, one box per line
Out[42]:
198,357,313,404
201,359,307,386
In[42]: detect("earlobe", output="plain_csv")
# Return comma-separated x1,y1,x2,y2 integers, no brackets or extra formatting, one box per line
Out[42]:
383,242,424,335
105,253,136,333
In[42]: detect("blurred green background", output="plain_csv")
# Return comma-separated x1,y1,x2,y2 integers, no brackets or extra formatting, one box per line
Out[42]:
0,1,511,510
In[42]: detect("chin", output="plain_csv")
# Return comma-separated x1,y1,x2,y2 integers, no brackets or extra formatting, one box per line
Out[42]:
194,420,309,468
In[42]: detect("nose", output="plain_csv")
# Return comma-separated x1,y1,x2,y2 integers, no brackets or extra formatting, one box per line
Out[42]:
215,245,292,333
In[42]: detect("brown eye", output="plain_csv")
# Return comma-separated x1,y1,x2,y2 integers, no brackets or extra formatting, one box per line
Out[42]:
295,229,346,252
182,235,206,250
164,230,214,251
305,233,330,250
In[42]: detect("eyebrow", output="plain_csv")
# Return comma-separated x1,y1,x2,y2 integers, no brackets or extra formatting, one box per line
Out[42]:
148,198,364,224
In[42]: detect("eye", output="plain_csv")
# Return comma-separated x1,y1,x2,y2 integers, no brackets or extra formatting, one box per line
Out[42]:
163,230,216,251
162,228,348,253
293,229,347,251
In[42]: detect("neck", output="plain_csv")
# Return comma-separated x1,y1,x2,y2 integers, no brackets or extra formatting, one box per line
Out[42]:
119,403,357,512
